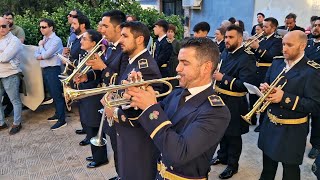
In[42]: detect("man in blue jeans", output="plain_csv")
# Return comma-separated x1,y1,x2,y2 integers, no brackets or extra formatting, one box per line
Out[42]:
34,18,66,130
0,17,23,135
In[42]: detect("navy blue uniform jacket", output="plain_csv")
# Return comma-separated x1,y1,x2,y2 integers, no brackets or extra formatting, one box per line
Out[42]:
138,85,230,179
154,36,173,77
305,39,320,63
217,47,256,135
258,56,320,164
114,50,162,180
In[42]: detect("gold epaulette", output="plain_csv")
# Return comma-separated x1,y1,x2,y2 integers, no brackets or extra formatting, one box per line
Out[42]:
273,56,284,59
307,60,320,69
208,94,225,107
274,34,282,38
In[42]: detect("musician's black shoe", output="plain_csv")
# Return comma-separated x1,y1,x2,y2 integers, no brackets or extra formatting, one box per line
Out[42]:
210,157,227,165
51,121,67,130
75,129,86,135
86,156,93,162
309,147,320,159
79,138,90,146
87,160,109,168
219,166,238,179
254,125,261,132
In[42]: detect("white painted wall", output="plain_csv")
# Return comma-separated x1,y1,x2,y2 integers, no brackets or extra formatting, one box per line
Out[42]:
253,0,320,29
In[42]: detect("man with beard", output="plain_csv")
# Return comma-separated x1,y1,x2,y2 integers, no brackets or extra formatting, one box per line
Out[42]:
123,37,231,180
249,17,283,131
66,9,82,45
211,25,256,179
305,17,320,159
3,11,25,43
103,21,162,180
258,30,320,180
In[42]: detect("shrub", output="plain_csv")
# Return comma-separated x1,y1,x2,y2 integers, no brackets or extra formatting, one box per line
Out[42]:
15,0,183,45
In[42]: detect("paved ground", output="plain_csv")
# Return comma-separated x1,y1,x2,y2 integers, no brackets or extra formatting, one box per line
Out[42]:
0,104,317,180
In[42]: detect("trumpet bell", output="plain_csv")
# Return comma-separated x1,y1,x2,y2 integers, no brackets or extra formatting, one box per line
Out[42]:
241,115,252,125
90,136,107,146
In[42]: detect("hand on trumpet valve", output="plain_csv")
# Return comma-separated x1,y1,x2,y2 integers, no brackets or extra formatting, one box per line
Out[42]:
124,85,157,111
100,95,115,118
212,71,223,81
266,87,284,103
73,73,88,84
128,71,143,83
259,83,270,93
249,39,260,49
86,53,106,71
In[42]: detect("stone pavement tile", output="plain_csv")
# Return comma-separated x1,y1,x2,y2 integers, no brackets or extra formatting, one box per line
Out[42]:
29,171,44,179
42,168,57,176
59,170,75,180
45,173,60,180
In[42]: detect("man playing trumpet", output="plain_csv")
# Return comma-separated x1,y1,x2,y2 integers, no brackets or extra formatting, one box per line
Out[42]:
258,30,320,180
123,37,231,180
249,17,283,130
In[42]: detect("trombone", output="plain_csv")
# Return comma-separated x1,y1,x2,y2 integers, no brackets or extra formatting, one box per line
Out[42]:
241,68,287,124
61,36,105,85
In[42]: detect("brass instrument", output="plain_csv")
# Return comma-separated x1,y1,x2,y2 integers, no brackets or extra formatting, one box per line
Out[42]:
244,31,264,54
57,53,76,78
90,108,108,146
213,59,223,88
60,36,105,85
78,50,105,75
241,68,287,124
64,75,180,110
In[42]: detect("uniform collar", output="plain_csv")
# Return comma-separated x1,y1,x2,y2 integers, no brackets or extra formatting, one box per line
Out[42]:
186,82,212,101
128,48,148,64
284,53,305,72
231,45,243,54
158,34,166,42
266,32,275,40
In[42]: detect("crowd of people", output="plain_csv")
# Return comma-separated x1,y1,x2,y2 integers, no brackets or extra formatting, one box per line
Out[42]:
1,8,320,180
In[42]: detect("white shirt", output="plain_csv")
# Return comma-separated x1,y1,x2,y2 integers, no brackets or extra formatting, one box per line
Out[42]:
185,82,212,102
158,34,166,42
284,53,305,72
128,49,148,64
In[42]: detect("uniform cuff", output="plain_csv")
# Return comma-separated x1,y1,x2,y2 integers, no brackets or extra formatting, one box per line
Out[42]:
280,92,299,110
138,104,172,139
222,75,235,91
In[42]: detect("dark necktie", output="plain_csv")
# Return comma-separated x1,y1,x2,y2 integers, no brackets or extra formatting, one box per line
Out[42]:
178,89,191,108
105,45,114,61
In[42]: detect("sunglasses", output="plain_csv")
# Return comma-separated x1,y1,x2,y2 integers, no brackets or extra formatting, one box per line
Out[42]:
39,26,48,29
68,14,78,18
0,24,8,29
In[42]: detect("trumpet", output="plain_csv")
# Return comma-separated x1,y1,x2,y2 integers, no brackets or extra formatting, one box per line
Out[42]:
244,31,264,54
241,68,287,124
64,75,180,110
61,36,105,85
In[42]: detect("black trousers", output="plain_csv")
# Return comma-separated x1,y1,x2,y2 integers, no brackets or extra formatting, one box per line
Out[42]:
260,153,300,180
86,126,108,163
311,114,320,149
105,124,119,173
217,135,242,169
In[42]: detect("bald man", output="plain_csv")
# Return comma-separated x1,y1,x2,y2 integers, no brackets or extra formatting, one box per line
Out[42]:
258,30,320,180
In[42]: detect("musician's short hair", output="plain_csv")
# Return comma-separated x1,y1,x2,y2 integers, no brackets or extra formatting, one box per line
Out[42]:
226,24,243,37
39,18,55,31
180,37,220,74
264,17,279,28
102,10,126,27
154,19,169,32
120,21,150,48
217,27,226,36
286,13,297,21
75,14,91,29
168,24,177,33
193,21,210,33
71,9,83,17
257,12,265,18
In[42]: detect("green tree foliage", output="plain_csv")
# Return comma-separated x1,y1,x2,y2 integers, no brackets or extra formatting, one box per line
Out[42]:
13,0,183,45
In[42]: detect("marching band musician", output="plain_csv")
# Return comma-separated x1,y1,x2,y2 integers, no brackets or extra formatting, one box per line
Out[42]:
305,17,320,159
249,17,283,131
73,29,109,169
258,30,320,180
124,37,231,180
103,21,162,180
278,13,305,32
84,10,127,180
211,25,256,179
